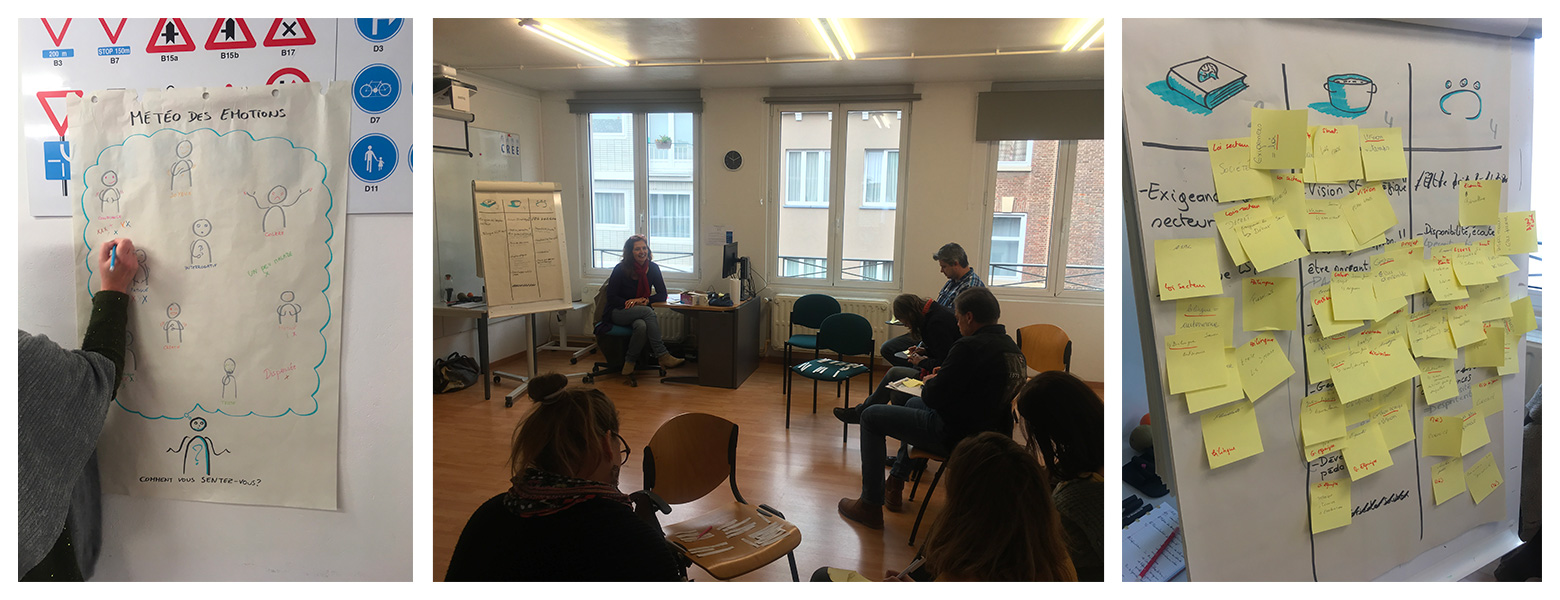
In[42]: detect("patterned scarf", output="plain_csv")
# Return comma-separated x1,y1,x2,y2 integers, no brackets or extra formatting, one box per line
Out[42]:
633,259,651,299
504,467,631,518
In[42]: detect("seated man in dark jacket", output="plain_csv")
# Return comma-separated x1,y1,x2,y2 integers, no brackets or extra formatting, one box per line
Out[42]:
835,293,961,421
837,287,1028,528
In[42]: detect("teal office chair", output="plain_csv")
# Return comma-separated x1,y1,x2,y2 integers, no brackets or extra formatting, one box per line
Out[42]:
783,294,841,396
788,312,874,442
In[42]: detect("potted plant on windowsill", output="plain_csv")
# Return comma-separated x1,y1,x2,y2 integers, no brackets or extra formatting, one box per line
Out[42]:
654,135,672,149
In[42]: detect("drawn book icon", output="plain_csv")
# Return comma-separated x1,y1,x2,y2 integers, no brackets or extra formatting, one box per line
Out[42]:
1166,56,1248,110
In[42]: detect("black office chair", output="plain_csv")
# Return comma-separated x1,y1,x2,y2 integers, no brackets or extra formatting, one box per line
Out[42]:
582,322,665,387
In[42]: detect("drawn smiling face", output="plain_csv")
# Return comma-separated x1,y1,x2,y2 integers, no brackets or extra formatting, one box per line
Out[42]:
1440,78,1483,120
268,186,288,205
176,140,192,158
192,219,212,237
167,303,181,319
102,170,118,186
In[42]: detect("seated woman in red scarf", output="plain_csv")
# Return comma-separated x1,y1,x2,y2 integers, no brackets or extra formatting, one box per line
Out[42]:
445,373,683,581
603,235,684,374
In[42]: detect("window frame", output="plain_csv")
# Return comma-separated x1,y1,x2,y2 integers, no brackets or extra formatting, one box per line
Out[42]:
988,212,1028,285
592,191,627,226
861,148,899,208
769,102,909,292
579,111,700,283
782,149,832,208
980,139,1102,304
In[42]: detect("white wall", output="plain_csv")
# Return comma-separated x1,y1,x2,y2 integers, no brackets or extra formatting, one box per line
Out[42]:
17,203,411,579
535,81,1105,381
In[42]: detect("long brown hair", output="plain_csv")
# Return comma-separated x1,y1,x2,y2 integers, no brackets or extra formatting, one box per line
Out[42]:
510,373,620,478
618,234,653,277
922,432,1077,581
891,294,927,337
1014,371,1104,483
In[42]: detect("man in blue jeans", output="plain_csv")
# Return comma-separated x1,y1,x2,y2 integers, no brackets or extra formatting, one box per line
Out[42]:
837,287,1027,529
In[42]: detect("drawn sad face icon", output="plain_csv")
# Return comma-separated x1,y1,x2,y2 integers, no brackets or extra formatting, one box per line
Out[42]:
192,219,213,237
102,170,118,186
268,185,288,206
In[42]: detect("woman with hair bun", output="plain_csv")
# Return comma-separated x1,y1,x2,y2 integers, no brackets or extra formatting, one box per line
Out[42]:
445,373,681,581
1013,371,1104,582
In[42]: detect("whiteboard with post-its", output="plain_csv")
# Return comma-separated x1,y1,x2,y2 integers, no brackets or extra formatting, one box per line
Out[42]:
1123,18,1535,581
471,180,572,318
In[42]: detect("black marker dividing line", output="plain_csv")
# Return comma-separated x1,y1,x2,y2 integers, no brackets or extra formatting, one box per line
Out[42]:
1140,142,1208,152
1406,146,1502,152
1408,62,1424,543
1285,61,1320,584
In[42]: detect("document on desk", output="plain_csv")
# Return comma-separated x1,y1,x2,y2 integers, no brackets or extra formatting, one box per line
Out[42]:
888,377,924,398
1123,503,1186,582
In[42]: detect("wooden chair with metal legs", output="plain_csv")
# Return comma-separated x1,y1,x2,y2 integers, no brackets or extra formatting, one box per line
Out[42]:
903,447,949,546
783,294,840,396
630,413,802,581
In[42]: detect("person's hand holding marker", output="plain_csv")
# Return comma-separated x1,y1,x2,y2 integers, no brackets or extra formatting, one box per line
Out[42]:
99,238,140,294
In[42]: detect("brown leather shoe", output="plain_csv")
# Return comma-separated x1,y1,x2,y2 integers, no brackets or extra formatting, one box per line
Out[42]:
658,353,685,369
621,361,637,375
884,476,905,513
837,497,884,529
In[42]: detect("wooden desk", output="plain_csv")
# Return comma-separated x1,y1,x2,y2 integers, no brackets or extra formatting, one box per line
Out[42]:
655,296,762,388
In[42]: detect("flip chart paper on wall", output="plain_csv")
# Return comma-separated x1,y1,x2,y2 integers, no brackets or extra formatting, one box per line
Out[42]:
1208,138,1275,201
70,84,350,509
1313,125,1363,182
1154,238,1223,300
1457,180,1501,226
1185,349,1246,413
471,181,573,318
1431,457,1466,505
1343,422,1393,480
1309,479,1352,534
1250,108,1308,170
1359,128,1408,181
1243,277,1297,331
1201,401,1264,469
1465,453,1503,505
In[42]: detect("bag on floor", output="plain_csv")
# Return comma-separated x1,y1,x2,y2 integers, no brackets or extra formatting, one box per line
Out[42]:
435,352,481,393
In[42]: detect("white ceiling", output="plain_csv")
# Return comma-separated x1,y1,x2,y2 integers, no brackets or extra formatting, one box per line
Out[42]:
433,18,1104,92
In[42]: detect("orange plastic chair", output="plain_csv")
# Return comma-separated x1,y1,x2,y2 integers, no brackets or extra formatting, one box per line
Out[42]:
1016,324,1071,373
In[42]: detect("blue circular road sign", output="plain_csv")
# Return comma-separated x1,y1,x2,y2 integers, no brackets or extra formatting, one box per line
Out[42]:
351,134,398,183
353,63,401,114
356,19,403,42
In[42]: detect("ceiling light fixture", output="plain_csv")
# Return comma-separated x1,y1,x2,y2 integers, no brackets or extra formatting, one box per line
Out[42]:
1080,24,1105,51
810,18,841,60
1060,18,1103,52
826,18,856,60
519,18,630,67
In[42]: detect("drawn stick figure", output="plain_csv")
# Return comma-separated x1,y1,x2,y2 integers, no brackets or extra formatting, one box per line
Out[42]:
277,291,301,324
124,330,137,375
132,248,149,286
190,219,214,265
99,170,121,214
170,140,194,190
164,303,184,343
247,186,309,233
221,358,237,398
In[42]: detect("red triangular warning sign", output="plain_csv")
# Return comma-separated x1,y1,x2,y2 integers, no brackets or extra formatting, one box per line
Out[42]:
37,90,83,137
99,18,127,45
146,18,196,53
205,18,256,50
42,19,71,47
263,18,316,47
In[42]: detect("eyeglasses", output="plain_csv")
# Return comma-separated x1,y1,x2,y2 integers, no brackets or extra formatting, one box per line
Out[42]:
612,431,631,466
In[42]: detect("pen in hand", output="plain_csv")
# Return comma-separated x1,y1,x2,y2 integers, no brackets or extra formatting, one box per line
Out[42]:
110,244,116,271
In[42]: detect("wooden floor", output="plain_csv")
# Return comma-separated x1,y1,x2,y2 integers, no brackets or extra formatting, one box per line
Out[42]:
433,348,1104,582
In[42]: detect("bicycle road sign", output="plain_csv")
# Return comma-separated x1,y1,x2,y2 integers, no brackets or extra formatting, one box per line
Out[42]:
352,64,401,114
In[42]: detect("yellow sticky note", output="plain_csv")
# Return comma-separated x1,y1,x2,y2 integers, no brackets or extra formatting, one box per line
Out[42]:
1407,306,1455,358
1301,126,1319,183
1300,389,1347,445
1488,255,1519,278
1465,453,1504,505
1177,296,1235,348
1212,200,1271,265
1305,199,1357,253
1451,245,1498,286
1431,457,1467,505
1359,127,1408,181
1238,213,1310,272
1464,323,1506,368
1303,332,1331,385
1330,352,1384,404
1208,138,1276,202
1342,183,1398,243
1447,301,1484,348
1251,108,1308,170
1330,271,1378,321
1375,307,1408,338
1344,391,1380,426
1458,179,1501,226
1495,211,1539,255
1459,409,1491,456
1310,286,1364,337
1242,277,1297,331
1427,253,1469,301
1371,253,1415,299
1304,436,1348,463
1384,238,1425,258
1314,125,1363,182
1511,296,1537,334
1343,422,1394,480
1472,376,1503,419
1309,479,1353,534
1370,395,1415,450
1201,401,1264,469
1417,356,1459,405
1469,280,1513,323
1270,173,1307,226
1498,321,1522,377
1165,330,1227,394
1235,333,1294,401
1154,238,1223,301
1422,415,1463,457
1186,349,1246,414
1368,338,1420,388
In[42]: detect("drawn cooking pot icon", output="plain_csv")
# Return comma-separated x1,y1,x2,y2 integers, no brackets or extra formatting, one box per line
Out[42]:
1324,74,1376,114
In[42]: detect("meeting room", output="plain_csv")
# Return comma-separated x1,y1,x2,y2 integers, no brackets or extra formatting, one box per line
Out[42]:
431,17,1106,582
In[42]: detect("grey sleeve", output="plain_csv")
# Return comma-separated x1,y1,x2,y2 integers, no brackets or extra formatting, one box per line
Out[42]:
17,331,117,576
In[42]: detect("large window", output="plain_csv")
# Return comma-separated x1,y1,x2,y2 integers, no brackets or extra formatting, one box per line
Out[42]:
775,106,906,287
586,111,696,274
985,139,1103,297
